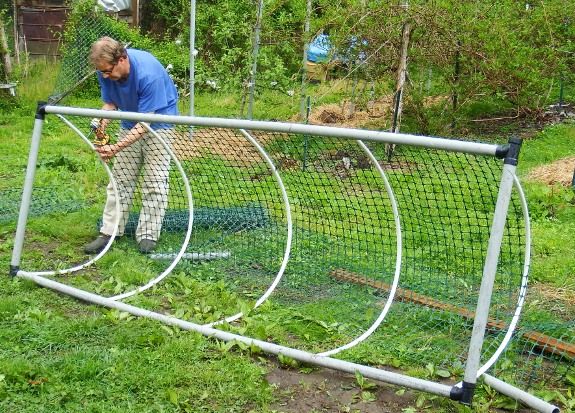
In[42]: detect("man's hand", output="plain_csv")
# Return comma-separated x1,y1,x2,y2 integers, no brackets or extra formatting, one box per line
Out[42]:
90,118,111,146
95,144,120,162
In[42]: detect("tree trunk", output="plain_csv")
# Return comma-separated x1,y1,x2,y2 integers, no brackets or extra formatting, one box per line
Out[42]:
387,21,411,160
0,17,13,80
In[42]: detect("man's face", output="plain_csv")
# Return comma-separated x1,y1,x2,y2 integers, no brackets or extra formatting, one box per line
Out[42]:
96,56,128,81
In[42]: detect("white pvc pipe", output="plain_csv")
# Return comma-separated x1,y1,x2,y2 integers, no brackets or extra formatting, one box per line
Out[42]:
463,163,516,384
16,115,121,276
483,374,559,413
11,117,45,270
472,174,531,378
206,129,293,326
16,271,454,399
44,106,501,157
109,122,194,301
318,140,403,356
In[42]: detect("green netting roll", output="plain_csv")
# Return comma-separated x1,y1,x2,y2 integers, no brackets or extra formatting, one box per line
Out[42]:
97,206,269,234
0,188,84,224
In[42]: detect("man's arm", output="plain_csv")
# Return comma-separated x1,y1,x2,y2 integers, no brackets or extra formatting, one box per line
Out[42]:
97,102,117,130
95,113,151,162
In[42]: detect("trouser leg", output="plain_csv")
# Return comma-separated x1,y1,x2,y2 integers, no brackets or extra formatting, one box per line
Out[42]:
135,129,172,243
100,131,143,237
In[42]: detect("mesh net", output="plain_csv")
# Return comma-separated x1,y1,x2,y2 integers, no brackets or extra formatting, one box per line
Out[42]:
9,0,571,398
50,6,146,104
13,112,573,393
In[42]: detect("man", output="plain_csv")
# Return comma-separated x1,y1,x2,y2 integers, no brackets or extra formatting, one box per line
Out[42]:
84,36,179,254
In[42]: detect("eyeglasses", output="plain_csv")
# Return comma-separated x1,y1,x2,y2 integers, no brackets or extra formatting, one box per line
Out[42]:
97,63,117,75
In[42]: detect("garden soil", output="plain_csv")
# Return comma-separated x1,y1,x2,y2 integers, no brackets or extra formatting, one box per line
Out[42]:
526,156,575,187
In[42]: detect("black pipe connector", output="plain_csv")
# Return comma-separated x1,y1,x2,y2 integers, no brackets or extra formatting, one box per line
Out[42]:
450,381,476,405
35,101,47,120
504,136,522,166
495,144,509,159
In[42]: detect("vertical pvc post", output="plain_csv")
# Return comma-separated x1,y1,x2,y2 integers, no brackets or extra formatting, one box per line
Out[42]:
451,137,522,404
10,102,46,275
302,96,311,171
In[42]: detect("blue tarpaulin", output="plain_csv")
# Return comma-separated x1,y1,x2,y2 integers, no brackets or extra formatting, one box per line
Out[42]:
306,34,333,63
306,34,367,64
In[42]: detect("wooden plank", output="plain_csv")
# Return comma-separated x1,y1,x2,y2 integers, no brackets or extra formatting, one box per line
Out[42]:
330,268,575,360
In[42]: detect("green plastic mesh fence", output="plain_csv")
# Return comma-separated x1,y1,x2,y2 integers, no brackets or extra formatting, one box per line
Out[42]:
50,4,146,104
0,187,84,224
15,0,571,397
16,112,574,394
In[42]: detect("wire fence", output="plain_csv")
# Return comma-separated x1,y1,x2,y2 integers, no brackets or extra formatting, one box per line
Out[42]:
7,108,573,398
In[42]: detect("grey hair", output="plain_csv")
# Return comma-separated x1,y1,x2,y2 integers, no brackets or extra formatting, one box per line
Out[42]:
89,37,127,66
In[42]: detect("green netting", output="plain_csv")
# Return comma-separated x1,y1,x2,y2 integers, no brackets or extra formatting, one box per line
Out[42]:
50,2,148,104
0,187,84,224
15,115,574,395
96,207,269,234
18,2,571,398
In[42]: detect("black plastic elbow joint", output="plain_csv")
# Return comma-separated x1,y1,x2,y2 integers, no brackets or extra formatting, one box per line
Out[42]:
36,101,47,120
504,136,522,166
450,381,476,405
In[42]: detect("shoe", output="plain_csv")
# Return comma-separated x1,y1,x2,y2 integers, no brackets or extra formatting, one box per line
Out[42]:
138,239,157,254
84,234,112,254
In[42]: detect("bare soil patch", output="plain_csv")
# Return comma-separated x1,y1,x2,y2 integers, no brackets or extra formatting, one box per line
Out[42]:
305,97,394,129
172,128,265,164
526,156,575,187
267,364,424,413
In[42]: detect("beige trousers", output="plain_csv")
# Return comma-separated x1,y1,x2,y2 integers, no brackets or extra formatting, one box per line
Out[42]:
100,129,172,242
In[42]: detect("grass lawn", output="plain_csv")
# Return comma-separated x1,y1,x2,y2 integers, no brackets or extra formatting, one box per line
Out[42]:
1,63,574,412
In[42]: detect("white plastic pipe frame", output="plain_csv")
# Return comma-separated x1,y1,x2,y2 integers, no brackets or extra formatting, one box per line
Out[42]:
12,105,558,413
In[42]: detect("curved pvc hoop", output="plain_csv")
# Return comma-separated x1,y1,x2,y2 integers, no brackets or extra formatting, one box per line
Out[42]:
206,128,293,326
453,173,531,386
318,140,403,357
109,122,194,301
17,114,121,276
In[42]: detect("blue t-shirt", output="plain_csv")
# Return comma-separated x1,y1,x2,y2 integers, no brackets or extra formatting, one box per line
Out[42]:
97,49,178,129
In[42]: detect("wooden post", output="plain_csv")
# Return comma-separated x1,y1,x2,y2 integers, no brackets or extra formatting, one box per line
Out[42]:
12,0,20,65
392,21,411,133
130,0,139,27
246,0,264,120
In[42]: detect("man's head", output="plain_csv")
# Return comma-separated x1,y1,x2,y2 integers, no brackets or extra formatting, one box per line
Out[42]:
90,37,129,81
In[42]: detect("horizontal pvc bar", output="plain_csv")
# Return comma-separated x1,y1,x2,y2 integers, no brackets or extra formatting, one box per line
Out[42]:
483,374,559,413
44,105,501,157
18,271,453,398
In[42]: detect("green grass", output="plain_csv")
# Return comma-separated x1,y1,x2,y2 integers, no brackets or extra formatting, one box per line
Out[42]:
517,122,575,287
1,63,574,412
0,279,272,413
